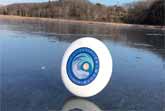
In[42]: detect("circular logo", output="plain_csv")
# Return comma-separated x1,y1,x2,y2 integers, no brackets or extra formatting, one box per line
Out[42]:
67,47,99,85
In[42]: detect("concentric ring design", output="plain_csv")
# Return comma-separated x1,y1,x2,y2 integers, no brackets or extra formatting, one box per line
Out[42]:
67,47,99,85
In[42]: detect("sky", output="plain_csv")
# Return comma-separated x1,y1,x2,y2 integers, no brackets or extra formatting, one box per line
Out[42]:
0,0,140,5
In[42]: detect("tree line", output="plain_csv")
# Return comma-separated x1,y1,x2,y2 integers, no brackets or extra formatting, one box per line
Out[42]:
123,0,164,25
0,0,164,25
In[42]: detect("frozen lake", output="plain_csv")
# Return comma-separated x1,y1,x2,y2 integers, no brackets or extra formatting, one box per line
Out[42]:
0,18,165,110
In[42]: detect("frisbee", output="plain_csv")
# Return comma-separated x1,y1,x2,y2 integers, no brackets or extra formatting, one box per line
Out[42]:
61,37,112,97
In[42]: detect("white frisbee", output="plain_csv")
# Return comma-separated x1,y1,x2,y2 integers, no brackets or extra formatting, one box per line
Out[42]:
61,37,112,97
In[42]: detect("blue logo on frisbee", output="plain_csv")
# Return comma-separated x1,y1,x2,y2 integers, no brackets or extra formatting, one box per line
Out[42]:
67,47,99,85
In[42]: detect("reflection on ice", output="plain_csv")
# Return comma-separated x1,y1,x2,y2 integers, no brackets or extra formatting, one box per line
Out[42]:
146,33,164,36
62,99,101,111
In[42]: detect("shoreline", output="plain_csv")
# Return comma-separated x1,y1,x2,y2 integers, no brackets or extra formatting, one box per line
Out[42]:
0,15,164,30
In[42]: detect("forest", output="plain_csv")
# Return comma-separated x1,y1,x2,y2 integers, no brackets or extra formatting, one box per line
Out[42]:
0,0,164,25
